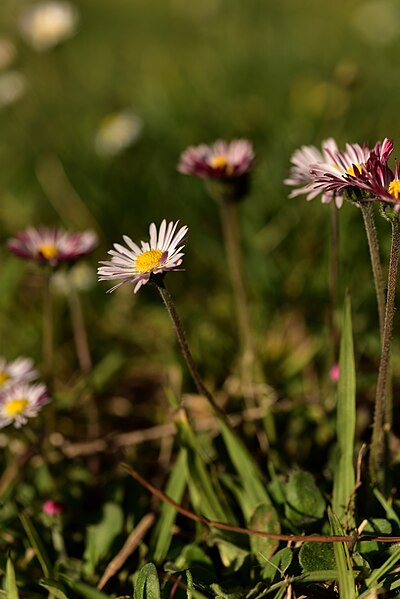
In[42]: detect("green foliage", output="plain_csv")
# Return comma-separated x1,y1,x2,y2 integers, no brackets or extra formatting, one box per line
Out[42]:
83,502,124,576
332,293,356,527
5,558,19,599
134,563,161,599
248,503,280,566
299,541,335,572
284,470,326,528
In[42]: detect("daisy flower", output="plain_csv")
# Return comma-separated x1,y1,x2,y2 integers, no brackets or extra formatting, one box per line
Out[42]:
310,138,393,198
284,138,344,207
285,138,393,207
177,139,254,180
7,227,98,267
0,356,37,390
98,220,187,293
0,382,50,429
18,1,79,52
353,150,400,212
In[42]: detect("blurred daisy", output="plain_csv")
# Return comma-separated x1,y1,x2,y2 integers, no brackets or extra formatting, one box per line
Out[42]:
98,219,187,293
0,357,37,390
0,71,27,107
7,227,98,267
94,111,143,158
0,382,50,429
178,139,254,179
18,1,79,52
0,38,16,71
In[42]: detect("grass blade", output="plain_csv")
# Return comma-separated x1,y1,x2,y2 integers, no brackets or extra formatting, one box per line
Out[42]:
328,508,356,599
152,448,187,563
332,293,356,527
5,558,19,599
20,511,52,578
134,563,161,599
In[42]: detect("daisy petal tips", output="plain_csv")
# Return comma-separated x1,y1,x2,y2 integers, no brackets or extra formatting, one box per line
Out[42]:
98,220,188,293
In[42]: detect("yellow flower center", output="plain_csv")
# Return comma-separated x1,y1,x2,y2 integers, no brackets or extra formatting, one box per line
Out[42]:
38,243,58,260
4,398,29,417
346,164,362,177
210,154,234,175
0,372,10,387
389,180,400,200
135,249,163,273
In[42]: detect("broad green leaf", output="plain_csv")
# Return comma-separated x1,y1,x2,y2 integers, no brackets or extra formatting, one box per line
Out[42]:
84,502,124,575
284,470,325,527
20,511,52,578
299,541,335,572
357,518,392,558
134,563,161,599
152,448,187,563
328,508,356,599
5,558,19,599
249,503,280,566
332,293,356,526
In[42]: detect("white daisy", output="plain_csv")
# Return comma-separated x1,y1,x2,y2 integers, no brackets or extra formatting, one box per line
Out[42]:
98,220,188,293
0,357,37,391
0,382,50,429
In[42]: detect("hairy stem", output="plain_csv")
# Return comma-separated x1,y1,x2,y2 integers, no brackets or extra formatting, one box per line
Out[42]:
360,204,385,338
219,200,257,386
67,287,92,374
156,280,230,424
42,273,54,384
369,220,400,483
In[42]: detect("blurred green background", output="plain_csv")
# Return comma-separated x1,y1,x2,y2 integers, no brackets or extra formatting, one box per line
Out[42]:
1,0,400,400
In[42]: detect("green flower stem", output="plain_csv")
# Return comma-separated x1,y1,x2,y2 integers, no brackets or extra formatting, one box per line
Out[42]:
369,220,400,483
67,287,92,374
360,204,385,338
329,202,340,360
155,280,230,425
219,199,257,388
43,273,54,384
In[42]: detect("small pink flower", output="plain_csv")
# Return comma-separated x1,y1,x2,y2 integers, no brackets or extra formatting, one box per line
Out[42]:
7,226,98,267
177,139,254,180
43,499,63,516
329,363,340,383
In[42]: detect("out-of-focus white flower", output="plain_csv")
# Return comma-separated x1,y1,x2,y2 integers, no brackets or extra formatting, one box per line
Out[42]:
0,357,37,391
94,111,143,157
7,226,98,267
0,382,50,429
0,39,16,71
0,71,27,107
18,1,79,52
51,262,97,295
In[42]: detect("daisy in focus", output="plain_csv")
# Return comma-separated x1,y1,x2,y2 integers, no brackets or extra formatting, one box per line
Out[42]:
310,138,393,199
178,139,254,180
0,382,50,429
0,357,37,390
285,137,393,207
7,227,98,267
18,1,79,52
98,220,187,293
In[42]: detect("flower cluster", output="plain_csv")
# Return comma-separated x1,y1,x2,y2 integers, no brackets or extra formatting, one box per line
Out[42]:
285,137,397,210
0,357,50,429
